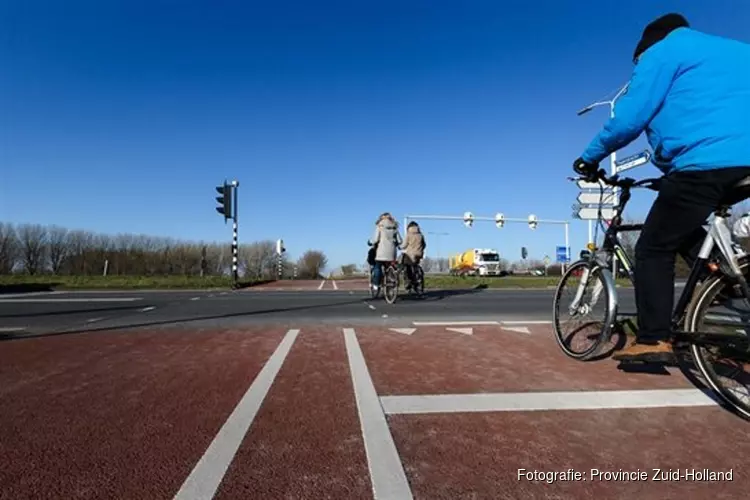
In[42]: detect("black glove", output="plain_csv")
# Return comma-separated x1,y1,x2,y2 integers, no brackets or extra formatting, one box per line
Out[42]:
573,157,599,181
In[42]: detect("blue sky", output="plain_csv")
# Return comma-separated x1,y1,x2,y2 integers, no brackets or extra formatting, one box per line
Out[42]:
3,1,750,270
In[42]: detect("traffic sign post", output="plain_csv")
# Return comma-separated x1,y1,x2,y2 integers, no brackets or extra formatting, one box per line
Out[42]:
555,245,570,264
214,179,239,287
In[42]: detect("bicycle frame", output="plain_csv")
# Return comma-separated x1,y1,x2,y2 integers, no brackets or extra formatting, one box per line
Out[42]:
570,176,749,332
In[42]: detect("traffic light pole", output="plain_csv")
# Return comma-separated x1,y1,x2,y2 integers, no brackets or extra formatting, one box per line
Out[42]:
231,181,239,287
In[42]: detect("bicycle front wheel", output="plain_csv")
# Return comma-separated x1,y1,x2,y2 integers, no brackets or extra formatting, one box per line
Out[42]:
384,266,399,304
552,259,616,360
684,261,750,419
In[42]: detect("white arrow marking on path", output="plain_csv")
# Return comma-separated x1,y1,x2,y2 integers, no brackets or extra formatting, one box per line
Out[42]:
389,328,416,335
446,327,473,335
501,325,531,335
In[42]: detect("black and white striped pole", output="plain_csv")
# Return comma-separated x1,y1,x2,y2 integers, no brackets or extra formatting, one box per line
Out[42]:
276,239,285,280
215,179,239,288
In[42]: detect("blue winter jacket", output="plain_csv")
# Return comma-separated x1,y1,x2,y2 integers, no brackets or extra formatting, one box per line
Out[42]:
582,28,750,174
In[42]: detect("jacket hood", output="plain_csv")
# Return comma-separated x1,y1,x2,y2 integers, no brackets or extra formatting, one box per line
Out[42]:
633,13,689,62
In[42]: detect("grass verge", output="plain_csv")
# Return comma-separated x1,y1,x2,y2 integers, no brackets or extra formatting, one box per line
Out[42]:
0,274,268,291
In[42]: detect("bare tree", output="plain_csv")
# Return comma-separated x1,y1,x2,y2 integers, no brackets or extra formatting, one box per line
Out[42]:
297,250,328,279
46,225,70,274
18,224,48,275
241,240,276,280
340,264,357,276
0,222,18,274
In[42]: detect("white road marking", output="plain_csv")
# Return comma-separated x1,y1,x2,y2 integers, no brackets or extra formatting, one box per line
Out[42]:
500,320,551,325
368,304,377,310
389,328,416,335
412,320,498,326
381,314,388,318
317,280,326,290
139,306,156,312
173,328,299,500
500,325,531,335
0,298,141,303
0,327,26,333
343,328,413,500
379,389,718,415
446,327,473,335
191,297,200,301
332,280,338,290
87,317,104,323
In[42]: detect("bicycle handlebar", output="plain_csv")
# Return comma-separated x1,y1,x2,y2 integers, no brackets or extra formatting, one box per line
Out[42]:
567,168,660,192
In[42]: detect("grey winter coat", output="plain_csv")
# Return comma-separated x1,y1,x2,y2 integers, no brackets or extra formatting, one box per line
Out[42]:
369,217,402,262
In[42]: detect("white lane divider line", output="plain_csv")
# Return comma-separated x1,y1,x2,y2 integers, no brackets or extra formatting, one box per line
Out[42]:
191,297,200,301
173,328,299,500
368,304,377,310
412,320,498,326
500,320,551,325
332,280,338,290
139,306,156,312
317,280,326,290
0,327,26,333
87,317,104,323
343,328,413,500
379,388,719,415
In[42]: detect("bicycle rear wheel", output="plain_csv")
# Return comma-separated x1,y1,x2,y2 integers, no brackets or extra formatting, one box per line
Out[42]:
384,265,399,304
552,259,616,360
684,261,750,419
414,265,425,295
369,266,380,299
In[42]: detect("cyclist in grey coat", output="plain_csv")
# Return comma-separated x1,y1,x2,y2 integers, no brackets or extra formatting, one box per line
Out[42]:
367,212,403,292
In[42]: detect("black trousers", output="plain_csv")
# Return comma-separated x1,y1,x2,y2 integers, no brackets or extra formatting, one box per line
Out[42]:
634,166,750,343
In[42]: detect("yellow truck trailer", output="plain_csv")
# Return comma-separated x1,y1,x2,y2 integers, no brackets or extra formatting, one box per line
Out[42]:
449,248,502,276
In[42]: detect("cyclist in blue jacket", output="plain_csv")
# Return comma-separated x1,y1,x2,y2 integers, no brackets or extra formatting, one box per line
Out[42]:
573,13,750,362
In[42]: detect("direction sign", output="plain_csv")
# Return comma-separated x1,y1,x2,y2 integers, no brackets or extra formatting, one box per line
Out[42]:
577,191,618,205
615,150,651,172
576,180,606,190
574,207,616,220
555,246,570,263
543,255,551,266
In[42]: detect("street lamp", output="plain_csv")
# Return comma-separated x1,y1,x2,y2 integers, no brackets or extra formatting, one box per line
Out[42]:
577,82,629,275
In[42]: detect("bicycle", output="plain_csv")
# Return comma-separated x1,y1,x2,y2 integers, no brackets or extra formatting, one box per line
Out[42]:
552,167,750,418
369,260,400,304
399,258,425,296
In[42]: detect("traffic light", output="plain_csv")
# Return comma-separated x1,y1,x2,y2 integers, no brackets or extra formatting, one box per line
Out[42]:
215,181,233,222
276,238,285,255
495,213,505,228
521,246,528,259
463,211,474,228
528,214,538,230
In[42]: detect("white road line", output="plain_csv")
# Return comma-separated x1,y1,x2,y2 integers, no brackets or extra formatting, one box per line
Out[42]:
379,389,718,415
139,306,156,312
317,280,326,290
191,297,200,301
343,328,413,500
368,304,377,310
332,280,338,290
412,320,499,326
173,328,299,500
0,298,141,303
0,327,26,333
87,317,104,323
500,320,551,325
446,327,473,335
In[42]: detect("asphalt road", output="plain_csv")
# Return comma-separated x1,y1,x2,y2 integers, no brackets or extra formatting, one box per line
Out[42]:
0,286,644,339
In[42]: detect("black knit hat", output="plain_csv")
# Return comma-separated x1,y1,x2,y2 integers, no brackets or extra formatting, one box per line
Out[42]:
633,13,689,62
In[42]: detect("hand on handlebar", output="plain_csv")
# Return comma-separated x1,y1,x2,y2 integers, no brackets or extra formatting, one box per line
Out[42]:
572,157,599,181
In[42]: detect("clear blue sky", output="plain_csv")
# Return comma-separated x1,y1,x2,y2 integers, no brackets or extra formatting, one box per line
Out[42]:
3,1,750,270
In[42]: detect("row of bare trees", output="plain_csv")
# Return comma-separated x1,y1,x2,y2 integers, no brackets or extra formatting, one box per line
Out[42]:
0,222,329,280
